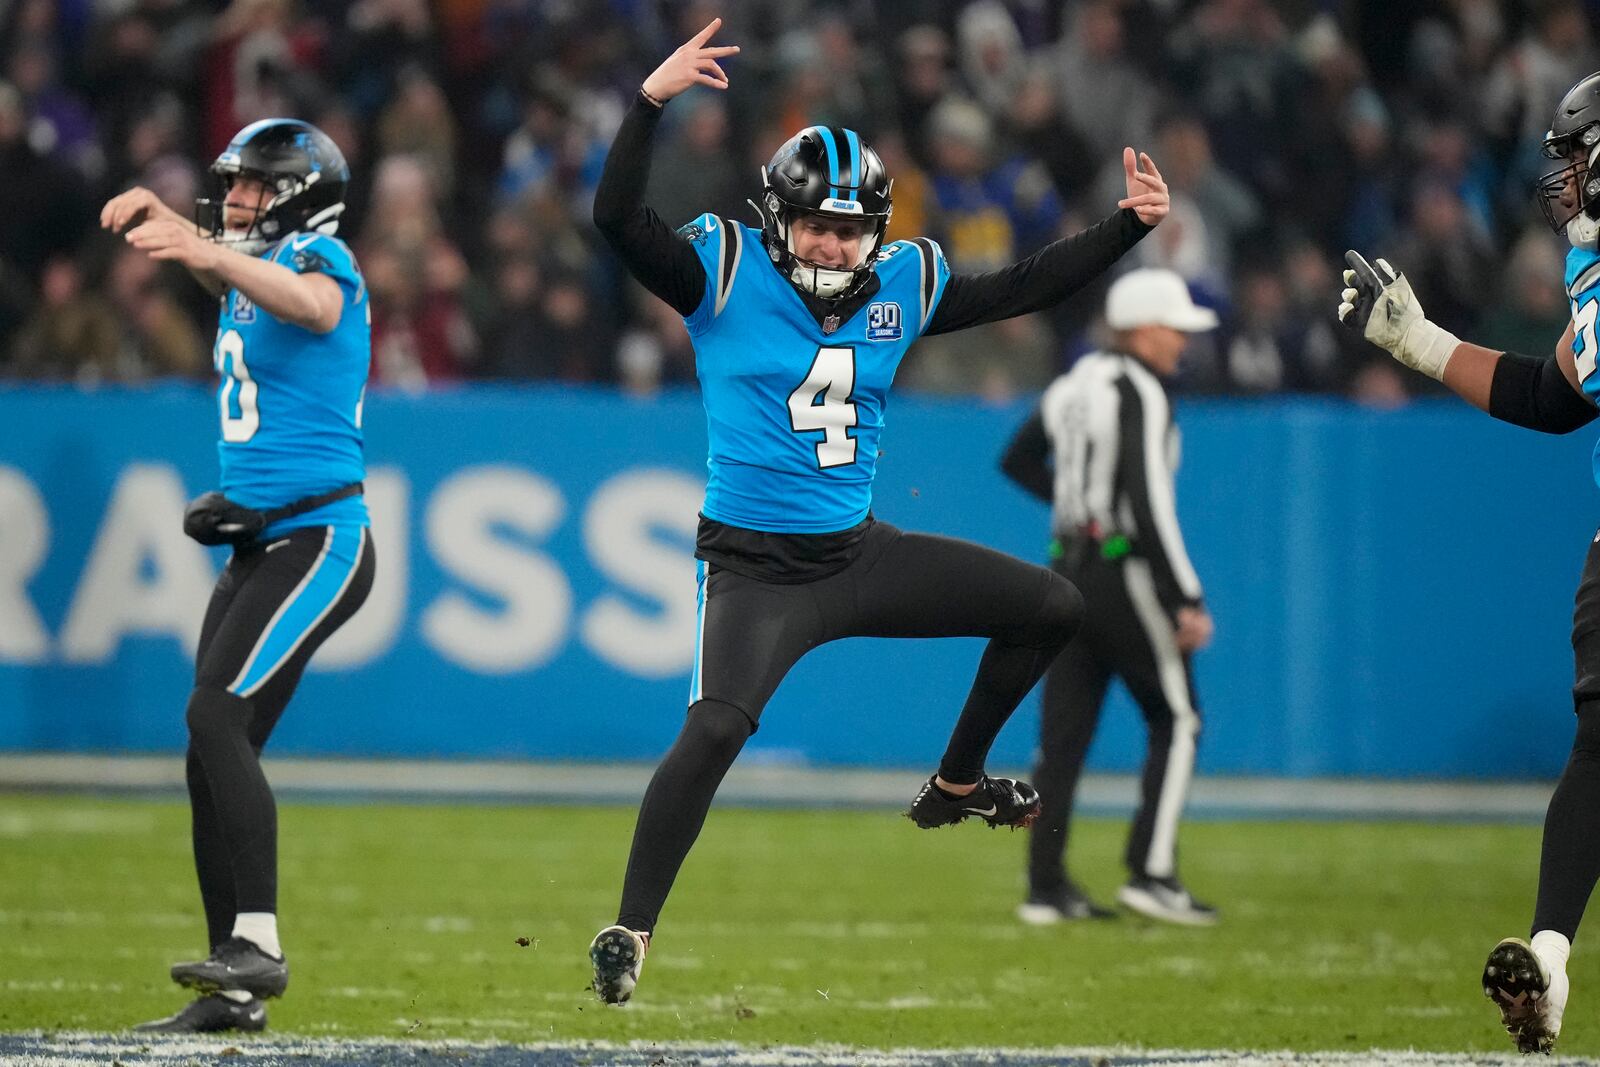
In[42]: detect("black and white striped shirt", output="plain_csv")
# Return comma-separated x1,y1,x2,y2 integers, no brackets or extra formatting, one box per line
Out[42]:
1001,351,1203,613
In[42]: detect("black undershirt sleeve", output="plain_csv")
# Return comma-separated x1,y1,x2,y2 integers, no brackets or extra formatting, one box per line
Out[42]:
592,93,708,317
924,208,1152,336
1487,350,1598,434
999,406,1054,504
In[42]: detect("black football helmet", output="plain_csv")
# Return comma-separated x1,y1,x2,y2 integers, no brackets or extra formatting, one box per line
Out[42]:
756,125,892,300
200,118,349,255
1538,71,1600,248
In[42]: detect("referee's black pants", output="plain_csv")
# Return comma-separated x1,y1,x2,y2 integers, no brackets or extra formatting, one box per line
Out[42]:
1027,548,1201,894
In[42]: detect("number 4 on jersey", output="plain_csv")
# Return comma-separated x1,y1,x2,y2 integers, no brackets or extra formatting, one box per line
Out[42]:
789,346,858,468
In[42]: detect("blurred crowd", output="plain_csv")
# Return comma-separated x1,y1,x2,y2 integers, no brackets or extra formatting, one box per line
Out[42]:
1,0,1597,402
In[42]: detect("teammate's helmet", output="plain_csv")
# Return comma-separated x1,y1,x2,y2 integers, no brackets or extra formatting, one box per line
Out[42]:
1538,71,1600,250
201,119,349,255
757,126,893,300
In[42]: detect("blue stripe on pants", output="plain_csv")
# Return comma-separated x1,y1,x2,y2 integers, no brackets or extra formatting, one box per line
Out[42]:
229,525,365,698
688,559,708,705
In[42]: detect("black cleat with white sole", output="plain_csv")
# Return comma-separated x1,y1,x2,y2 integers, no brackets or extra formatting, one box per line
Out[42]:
1484,937,1564,1054
906,775,1041,829
170,937,288,999
1117,876,1219,926
134,993,267,1033
1017,881,1116,924
589,925,649,1005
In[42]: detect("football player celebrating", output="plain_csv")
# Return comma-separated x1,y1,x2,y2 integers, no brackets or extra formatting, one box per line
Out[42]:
587,17,1167,1004
1340,73,1600,1054
103,120,376,1033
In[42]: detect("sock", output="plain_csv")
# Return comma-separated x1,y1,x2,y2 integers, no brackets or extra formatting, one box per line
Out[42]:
231,912,281,959
1532,929,1572,975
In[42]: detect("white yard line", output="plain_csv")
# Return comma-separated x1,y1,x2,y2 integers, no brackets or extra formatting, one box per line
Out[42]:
0,1034,1586,1066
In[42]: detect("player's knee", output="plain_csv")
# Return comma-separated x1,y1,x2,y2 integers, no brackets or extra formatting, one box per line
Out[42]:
683,699,755,761
1028,572,1084,648
184,686,254,747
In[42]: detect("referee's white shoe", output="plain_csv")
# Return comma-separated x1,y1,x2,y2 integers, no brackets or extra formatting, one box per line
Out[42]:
1117,876,1218,926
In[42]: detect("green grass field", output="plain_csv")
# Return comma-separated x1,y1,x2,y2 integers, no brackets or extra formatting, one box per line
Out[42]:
1,792,1589,1056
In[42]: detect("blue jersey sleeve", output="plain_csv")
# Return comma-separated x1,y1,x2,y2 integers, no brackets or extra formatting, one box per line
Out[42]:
271,233,365,306
1565,246,1600,397
877,238,951,338
677,213,726,335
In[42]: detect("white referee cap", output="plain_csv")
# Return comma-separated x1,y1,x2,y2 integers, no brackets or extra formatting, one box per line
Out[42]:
1105,268,1219,332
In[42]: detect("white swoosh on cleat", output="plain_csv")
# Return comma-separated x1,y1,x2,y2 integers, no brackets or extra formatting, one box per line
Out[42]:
964,804,998,817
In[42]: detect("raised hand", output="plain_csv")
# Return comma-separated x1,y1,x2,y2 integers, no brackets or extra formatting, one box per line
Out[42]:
124,217,220,273
1118,148,1169,226
1338,249,1458,380
101,185,190,235
641,17,741,104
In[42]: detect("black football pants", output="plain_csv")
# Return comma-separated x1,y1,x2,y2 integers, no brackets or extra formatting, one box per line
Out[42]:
186,524,374,950
615,520,1084,934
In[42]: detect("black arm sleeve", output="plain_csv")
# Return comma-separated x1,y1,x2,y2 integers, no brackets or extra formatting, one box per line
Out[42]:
1115,375,1202,615
591,93,708,317
924,208,1152,336
999,406,1054,503
1487,350,1598,434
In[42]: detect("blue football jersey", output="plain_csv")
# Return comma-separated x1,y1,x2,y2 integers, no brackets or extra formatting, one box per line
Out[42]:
681,214,951,533
214,231,370,535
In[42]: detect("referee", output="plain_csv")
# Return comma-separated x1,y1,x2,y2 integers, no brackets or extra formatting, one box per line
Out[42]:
1001,267,1219,926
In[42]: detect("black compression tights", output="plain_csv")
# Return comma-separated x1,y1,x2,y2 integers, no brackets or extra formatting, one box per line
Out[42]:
616,700,752,934
1532,700,1600,941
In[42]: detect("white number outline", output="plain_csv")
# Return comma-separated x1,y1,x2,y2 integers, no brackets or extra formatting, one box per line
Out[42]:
1575,297,1599,386
214,329,260,443
788,346,858,469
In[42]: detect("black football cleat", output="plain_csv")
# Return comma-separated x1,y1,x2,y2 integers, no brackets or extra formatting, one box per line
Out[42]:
134,993,267,1033
906,774,1041,829
170,937,289,999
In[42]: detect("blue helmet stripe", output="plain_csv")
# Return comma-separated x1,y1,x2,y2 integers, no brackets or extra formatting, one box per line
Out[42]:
843,128,860,191
816,126,841,200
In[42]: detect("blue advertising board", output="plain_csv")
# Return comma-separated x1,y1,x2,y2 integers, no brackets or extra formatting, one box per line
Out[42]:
0,384,1594,778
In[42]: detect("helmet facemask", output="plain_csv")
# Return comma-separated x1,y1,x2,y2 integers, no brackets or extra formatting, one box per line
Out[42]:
758,182,892,301
1538,121,1600,250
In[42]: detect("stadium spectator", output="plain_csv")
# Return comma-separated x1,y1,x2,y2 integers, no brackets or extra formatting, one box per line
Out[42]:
7,0,1600,408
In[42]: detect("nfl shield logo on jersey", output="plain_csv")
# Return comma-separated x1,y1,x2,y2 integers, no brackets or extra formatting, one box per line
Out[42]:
866,301,902,341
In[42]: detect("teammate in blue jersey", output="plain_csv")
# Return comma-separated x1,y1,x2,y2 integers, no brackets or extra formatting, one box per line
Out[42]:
102,119,375,1034
1340,72,1600,1055
587,18,1166,1004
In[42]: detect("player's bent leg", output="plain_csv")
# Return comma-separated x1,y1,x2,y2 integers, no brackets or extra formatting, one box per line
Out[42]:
1484,935,1569,1053
134,993,267,1034
184,686,281,929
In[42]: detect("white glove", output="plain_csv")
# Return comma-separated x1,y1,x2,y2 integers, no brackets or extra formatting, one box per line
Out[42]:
1337,250,1460,381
